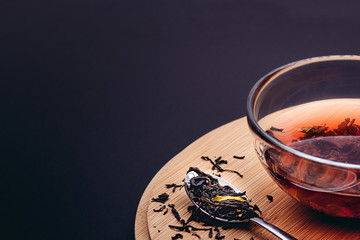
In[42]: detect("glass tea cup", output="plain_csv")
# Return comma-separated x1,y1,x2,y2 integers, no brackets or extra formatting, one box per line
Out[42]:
247,55,360,218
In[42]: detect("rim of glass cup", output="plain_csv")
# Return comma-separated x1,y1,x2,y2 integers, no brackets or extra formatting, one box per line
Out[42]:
247,55,360,170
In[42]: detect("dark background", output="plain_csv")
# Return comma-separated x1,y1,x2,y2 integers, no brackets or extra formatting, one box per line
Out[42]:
2,0,360,239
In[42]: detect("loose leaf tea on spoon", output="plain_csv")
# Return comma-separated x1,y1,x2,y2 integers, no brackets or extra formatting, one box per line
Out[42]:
186,167,260,221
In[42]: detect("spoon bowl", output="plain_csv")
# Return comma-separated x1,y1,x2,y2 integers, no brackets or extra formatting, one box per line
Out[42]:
185,170,249,223
184,170,297,240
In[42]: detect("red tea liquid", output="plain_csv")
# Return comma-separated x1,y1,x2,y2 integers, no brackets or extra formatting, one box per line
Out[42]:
260,99,360,218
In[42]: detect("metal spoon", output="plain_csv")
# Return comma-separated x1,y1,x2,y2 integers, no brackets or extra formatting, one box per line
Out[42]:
184,171,297,240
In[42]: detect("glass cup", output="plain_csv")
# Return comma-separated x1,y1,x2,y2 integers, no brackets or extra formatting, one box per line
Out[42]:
247,55,360,218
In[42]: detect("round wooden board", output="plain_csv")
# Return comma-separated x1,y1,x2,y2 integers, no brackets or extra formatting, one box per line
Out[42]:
135,117,360,240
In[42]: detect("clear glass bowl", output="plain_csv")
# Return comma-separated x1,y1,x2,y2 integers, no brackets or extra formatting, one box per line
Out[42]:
247,56,360,218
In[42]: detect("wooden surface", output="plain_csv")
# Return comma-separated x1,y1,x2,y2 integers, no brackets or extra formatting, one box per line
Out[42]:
134,169,156,240
135,117,360,240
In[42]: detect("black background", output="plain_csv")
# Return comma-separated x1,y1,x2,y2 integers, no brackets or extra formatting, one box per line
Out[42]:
2,0,360,239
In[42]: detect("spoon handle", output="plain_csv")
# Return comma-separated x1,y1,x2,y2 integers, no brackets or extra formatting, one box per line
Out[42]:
250,217,297,240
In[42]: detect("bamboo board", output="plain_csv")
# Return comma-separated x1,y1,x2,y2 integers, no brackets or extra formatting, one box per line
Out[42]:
135,117,360,240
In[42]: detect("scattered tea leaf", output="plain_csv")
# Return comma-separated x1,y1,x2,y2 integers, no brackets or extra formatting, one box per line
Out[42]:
166,183,184,192
153,205,166,212
171,233,183,240
168,225,191,233
190,226,213,232
266,195,273,202
192,233,201,239
166,183,176,188
163,208,169,215
223,169,243,178
151,193,169,203
301,126,313,133
215,156,228,165
214,226,225,240
201,156,243,178
202,156,224,172
253,204,262,214
270,126,283,132
169,204,181,221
